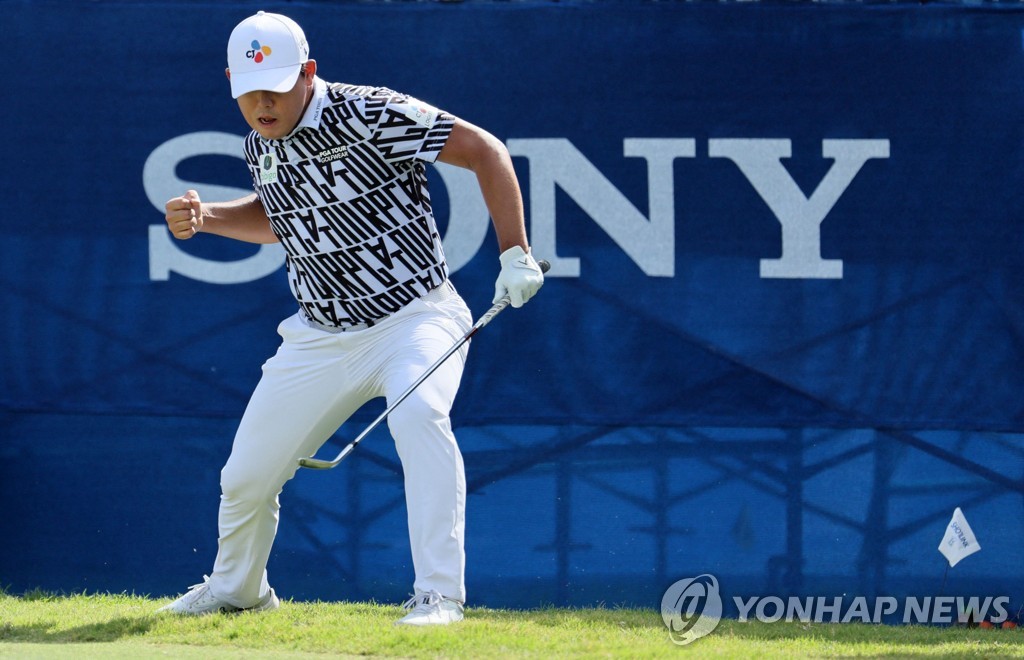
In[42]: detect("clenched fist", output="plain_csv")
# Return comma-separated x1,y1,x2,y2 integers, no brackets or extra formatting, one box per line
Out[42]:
165,190,203,239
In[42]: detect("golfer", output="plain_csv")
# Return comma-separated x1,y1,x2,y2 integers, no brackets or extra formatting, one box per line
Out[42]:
157,10,544,626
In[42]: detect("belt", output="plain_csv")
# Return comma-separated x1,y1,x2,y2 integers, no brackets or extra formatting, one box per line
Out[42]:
300,280,456,334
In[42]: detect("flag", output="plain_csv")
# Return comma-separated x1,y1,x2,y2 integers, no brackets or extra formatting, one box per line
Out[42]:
938,507,981,568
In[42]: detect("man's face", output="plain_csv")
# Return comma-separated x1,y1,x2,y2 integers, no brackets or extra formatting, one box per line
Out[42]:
229,63,314,140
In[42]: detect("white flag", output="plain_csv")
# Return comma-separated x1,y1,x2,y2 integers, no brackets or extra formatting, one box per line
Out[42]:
938,507,981,568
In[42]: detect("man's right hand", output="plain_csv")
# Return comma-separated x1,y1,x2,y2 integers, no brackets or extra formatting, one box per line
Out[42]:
165,190,203,239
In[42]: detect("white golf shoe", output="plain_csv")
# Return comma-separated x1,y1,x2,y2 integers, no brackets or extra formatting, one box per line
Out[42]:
395,590,464,626
156,576,279,615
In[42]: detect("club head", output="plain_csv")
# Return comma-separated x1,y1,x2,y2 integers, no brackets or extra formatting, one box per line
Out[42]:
297,456,338,470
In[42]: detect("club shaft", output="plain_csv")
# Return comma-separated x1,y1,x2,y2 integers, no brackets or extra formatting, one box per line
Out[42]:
298,258,548,471
297,297,510,470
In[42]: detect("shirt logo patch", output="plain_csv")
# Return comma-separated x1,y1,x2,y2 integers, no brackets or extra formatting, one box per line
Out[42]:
259,152,279,184
398,99,439,129
318,146,349,163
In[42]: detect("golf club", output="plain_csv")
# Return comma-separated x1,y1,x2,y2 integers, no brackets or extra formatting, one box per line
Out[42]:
297,259,550,470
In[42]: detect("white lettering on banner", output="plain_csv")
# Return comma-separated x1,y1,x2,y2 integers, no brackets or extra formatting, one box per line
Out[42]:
709,138,891,279
143,132,285,283
507,138,695,278
433,163,490,273
144,134,889,284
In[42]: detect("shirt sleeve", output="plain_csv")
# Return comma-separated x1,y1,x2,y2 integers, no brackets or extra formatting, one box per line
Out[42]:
364,88,455,165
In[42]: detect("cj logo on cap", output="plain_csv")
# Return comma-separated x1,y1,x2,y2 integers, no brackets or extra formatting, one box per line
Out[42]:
246,40,272,63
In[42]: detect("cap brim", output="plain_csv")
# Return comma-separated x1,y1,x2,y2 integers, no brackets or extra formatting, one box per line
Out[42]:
229,64,301,99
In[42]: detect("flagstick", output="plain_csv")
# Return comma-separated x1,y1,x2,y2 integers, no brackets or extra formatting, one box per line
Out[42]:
937,507,982,626
939,563,958,625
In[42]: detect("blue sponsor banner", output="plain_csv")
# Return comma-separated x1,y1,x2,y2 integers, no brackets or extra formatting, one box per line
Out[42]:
2,2,1022,608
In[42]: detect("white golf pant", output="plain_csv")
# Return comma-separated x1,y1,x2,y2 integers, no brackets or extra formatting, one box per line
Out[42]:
208,283,471,608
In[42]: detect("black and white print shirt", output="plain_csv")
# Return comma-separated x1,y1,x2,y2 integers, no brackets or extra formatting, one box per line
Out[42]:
243,77,455,328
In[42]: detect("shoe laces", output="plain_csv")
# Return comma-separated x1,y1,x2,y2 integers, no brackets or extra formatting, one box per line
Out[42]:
402,590,444,612
181,575,214,604
188,575,212,591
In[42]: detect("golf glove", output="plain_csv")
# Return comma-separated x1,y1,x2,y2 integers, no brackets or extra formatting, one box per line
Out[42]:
493,246,544,308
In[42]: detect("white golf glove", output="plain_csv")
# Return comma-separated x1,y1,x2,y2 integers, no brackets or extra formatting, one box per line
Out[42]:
493,245,544,308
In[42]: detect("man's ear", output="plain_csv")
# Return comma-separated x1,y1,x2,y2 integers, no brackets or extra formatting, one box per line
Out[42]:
304,60,317,81
225,67,231,81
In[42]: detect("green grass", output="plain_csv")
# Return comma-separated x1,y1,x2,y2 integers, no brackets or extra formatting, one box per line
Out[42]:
1,591,1023,658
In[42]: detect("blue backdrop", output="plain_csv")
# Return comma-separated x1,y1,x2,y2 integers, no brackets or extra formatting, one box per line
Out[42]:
2,0,1023,613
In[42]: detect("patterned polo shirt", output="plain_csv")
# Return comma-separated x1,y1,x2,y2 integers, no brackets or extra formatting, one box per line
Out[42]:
243,77,455,328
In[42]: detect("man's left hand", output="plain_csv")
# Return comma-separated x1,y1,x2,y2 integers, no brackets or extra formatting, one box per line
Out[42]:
493,246,544,308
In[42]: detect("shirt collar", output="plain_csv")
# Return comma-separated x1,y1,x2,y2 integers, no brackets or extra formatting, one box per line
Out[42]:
278,76,328,141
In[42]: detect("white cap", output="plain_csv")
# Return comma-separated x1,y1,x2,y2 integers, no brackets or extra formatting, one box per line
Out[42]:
226,11,309,99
